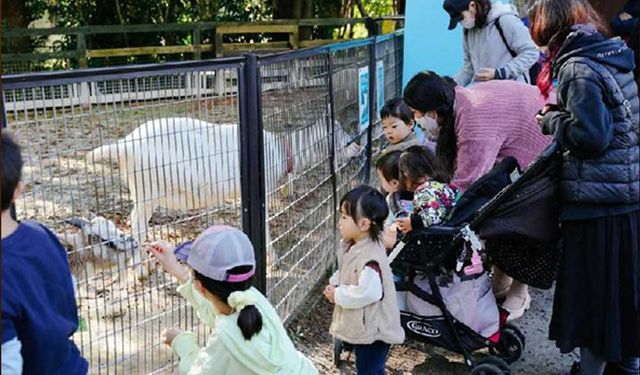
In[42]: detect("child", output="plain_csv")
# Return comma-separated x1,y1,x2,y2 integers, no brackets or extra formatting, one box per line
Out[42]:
375,151,412,249
380,98,423,153
395,146,460,234
1,132,88,375
146,226,317,375
324,185,405,374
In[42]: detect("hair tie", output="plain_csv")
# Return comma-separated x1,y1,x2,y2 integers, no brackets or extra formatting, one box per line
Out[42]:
228,290,257,312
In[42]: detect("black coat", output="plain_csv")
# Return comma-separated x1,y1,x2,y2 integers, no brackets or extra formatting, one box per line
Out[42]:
542,24,639,220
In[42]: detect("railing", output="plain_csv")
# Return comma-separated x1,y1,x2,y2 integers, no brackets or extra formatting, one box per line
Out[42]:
2,17,404,74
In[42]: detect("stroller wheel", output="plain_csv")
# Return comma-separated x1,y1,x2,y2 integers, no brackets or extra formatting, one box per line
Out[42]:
470,356,511,375
490,325,525,364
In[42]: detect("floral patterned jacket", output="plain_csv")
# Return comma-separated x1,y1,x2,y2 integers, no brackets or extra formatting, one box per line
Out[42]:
410,181,461,230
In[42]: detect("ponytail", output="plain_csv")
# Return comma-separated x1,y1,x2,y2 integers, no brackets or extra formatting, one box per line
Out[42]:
237,305,263,340
193,266,264,340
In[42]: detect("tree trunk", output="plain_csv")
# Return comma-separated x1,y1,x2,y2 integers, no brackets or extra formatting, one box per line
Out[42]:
2,0,31,52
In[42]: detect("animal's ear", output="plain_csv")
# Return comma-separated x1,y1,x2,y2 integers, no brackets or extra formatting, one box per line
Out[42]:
66,217,91,229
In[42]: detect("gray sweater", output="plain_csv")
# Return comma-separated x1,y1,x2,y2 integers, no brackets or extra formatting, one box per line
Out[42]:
454,2,539,86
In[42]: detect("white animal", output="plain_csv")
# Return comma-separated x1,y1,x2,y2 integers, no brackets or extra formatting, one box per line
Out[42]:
85,117,358,247
58,216,140,280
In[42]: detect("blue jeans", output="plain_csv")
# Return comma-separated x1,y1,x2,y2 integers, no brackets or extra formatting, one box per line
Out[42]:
353,340,390,375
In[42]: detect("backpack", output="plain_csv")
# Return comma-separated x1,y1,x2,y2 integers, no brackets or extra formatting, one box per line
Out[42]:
494,16,542,85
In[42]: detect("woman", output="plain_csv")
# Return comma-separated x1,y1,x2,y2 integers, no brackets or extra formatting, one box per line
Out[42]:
529,0,640,374
443,0,540,86
403,71,551,321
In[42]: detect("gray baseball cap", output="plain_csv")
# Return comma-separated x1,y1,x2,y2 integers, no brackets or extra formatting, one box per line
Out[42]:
174,225,256,282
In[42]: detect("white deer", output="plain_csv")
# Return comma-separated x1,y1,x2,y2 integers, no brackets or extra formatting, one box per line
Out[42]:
85,117,358,264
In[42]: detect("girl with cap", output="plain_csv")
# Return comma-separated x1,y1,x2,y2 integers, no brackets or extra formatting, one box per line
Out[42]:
403,70,551,321
443,0,539,86
146,225,317,375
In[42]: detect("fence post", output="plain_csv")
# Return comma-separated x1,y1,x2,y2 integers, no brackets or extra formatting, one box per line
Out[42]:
193,26,202,60
239,53,267,293
77,32,88,68
365,37,377,184
327,51,339,247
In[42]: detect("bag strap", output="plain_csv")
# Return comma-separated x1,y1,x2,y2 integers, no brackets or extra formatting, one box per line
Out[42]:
494,16,517,58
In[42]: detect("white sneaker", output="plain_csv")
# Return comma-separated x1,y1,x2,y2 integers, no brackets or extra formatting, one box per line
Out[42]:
503,291,531,322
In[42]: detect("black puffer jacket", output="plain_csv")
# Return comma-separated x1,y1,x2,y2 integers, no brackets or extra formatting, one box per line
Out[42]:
542,24,639,220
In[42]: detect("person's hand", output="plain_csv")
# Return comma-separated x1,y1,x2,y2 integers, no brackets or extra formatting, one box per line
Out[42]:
323,285,336,304
345,142,362,159
145,241,188,282
475,68,496,82
396,217,412,234
162,327,182,346
619,12,633,21
535,104,557,127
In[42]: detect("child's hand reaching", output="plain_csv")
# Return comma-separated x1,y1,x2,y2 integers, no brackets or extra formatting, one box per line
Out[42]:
145,241,189,283
396,217,412,234
162,327,182,347
323,285,336,304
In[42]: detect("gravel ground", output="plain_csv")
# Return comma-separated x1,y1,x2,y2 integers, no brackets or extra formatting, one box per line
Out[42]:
287,281,579,374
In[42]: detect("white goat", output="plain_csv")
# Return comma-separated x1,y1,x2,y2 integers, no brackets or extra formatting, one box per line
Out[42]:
85,117,357,247
58,216,140,281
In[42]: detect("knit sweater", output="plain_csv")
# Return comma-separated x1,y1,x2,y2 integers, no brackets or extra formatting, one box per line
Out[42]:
452,81,552,190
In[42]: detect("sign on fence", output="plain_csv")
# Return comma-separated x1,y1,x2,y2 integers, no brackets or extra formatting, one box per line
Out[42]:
376,60,385,120
358,66,369,131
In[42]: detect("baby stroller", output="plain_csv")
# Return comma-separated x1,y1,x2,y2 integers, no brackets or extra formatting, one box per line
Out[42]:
334,142,562,375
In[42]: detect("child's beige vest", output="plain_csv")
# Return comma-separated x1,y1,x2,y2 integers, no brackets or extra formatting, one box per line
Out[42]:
329,238,405,345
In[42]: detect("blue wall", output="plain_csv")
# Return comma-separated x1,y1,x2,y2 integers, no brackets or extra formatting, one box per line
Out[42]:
402,0,464,87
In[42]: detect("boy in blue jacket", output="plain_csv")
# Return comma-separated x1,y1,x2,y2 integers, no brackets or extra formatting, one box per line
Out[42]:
1,132,88,374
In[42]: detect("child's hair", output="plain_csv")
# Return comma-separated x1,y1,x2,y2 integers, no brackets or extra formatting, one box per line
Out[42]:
340,185,389,241
380,98,414,126
399,146,452,185
2,132,23,212
375,151,401,183
193,265,263,340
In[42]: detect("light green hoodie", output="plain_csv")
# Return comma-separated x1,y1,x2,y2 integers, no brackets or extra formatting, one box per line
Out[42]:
171,279,318,375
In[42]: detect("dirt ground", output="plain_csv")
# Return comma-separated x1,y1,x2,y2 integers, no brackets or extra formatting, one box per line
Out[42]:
287,281,578,375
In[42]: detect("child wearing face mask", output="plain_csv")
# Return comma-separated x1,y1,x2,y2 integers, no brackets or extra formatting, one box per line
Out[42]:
380,98,424,154
442,0,539,86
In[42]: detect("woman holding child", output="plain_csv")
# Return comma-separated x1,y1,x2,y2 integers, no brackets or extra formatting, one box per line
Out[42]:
402,72,551,320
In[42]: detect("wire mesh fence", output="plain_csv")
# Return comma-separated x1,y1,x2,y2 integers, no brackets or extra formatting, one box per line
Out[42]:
1,30,404,373
3,60,245,374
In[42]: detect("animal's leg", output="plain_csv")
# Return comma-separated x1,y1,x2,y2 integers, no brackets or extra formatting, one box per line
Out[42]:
129,201,156,280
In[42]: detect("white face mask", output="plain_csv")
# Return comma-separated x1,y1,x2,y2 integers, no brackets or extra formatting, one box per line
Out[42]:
416,116,439,140
460,13,475,29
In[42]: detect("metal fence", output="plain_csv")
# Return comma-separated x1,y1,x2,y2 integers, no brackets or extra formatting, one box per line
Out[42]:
1,29,404,374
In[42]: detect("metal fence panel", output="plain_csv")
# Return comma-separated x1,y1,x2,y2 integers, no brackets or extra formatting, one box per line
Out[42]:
258,52,338,322
2,62,244,374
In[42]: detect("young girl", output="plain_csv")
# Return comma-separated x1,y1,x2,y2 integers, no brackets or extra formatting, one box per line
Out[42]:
324,185,404,374
380,98,424,153
375,151,413,250
146,225,317,375
395,146,460,234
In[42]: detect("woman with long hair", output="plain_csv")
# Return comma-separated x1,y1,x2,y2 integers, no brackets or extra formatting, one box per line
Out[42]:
530,0,639,373
403,72,551,321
